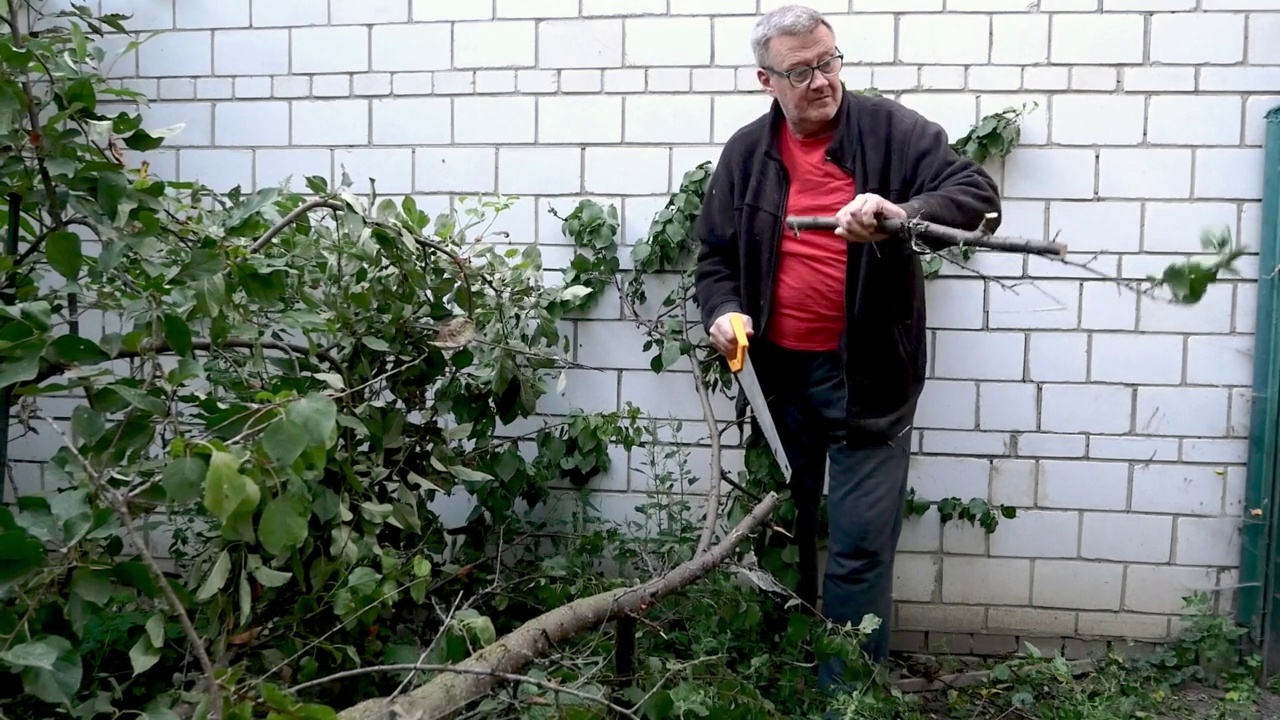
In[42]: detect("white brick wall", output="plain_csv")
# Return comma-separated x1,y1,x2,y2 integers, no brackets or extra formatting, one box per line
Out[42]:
25,0,1275,642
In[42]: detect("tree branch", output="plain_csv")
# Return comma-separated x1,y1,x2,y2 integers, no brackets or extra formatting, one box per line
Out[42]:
294,663,638,719
250,198,343,252
336,490,781,720
6,0,65,233
37,415,222,720
784,214,1068,258
28,336,345,387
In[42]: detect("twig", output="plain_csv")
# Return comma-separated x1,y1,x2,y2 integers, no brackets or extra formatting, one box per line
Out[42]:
293,663,638,719
628,655,725,713
389,593,465,702
893,658,1097,694
38,415,222,720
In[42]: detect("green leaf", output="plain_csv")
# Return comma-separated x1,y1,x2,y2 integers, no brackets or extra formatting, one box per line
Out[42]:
70,405,105,445
0,355,41,390
44,231,83,279
110,384,168,415
161,456,207,504
0,528,46,585
0,301,52,330
560,285,592,302
145,613,165,647
46,334,110,365
162,313,193,357
195,549,232,602
345,566,380,596
284,393,338,449
122,127,165,152
10,635,81,705
448,465,493,484
259,495,310,557
203,451,254,523
262,417,308,466
71,567,114,605
361,336,391,351
225,187,280,230
456,611,497,647
252,565,293,588
97,172,128,222
0,639,60,670
63,77,96,112
128,632,161,676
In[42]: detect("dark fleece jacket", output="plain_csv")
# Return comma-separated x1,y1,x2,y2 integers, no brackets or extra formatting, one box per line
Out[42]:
693,88,1002,445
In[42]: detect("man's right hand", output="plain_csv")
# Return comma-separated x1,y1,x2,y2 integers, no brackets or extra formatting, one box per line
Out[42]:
710,312,752,358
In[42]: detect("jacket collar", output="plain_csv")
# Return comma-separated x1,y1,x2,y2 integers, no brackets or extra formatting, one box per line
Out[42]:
763,84,859,163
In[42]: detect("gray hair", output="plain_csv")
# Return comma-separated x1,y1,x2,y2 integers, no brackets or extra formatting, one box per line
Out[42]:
750,5,833,68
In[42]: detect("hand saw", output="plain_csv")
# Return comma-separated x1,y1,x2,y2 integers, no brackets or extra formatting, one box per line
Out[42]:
727,314,792,481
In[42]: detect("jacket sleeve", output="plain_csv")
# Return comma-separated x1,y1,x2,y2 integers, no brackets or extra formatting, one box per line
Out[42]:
692,154,742,332
896,114,1003,234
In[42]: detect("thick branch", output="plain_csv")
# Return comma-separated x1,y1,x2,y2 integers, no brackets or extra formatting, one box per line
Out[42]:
294,664,638,719
785,214,1068,258
336,490,781,720
28,336,344,387
6,0,65,232
251,198,343,252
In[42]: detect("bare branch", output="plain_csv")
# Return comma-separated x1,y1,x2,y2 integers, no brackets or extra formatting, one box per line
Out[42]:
785,213,1068,258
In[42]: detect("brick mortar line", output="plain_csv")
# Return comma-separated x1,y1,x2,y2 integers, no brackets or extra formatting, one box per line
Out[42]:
153,10,1280,28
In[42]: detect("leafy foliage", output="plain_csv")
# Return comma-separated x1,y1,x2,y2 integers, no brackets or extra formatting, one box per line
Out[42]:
0,4,1254,720
950,102,1036,166
1148,225,1247,305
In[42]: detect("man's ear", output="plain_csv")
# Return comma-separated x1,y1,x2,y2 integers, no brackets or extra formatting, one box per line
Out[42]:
757,68,774,96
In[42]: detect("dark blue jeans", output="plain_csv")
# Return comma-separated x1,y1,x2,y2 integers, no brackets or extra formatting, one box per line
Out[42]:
752,340,912,690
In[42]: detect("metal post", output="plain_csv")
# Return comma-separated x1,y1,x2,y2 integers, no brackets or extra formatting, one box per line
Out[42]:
1241,104,1280,675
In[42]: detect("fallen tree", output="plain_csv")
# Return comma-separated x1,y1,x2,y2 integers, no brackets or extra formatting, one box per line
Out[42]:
334,490,781,720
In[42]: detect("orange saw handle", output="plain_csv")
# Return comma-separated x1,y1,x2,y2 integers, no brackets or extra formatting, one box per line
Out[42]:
728,313,749,373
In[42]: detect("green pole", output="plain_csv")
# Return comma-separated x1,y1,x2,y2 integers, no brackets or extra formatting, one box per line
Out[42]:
1240,105,1280,673
0,192,19,506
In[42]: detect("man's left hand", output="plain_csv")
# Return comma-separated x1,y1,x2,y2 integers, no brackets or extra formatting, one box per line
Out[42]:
834,193,907,243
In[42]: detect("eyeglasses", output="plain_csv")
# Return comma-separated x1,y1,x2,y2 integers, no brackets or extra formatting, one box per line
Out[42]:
767,50,844,88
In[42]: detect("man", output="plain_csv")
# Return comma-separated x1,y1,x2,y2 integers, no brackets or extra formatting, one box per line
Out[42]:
693,4,1001,690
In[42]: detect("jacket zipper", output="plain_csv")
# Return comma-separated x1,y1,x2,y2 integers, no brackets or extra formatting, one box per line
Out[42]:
826,150,859,419
758,159,790,341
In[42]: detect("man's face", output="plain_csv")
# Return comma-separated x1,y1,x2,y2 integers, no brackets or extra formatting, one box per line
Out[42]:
757,25,843,135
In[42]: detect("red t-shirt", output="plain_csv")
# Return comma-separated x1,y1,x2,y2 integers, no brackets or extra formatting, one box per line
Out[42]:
766,123,854,352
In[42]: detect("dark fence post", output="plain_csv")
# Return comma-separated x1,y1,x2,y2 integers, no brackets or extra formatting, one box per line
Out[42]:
1,191,20,505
